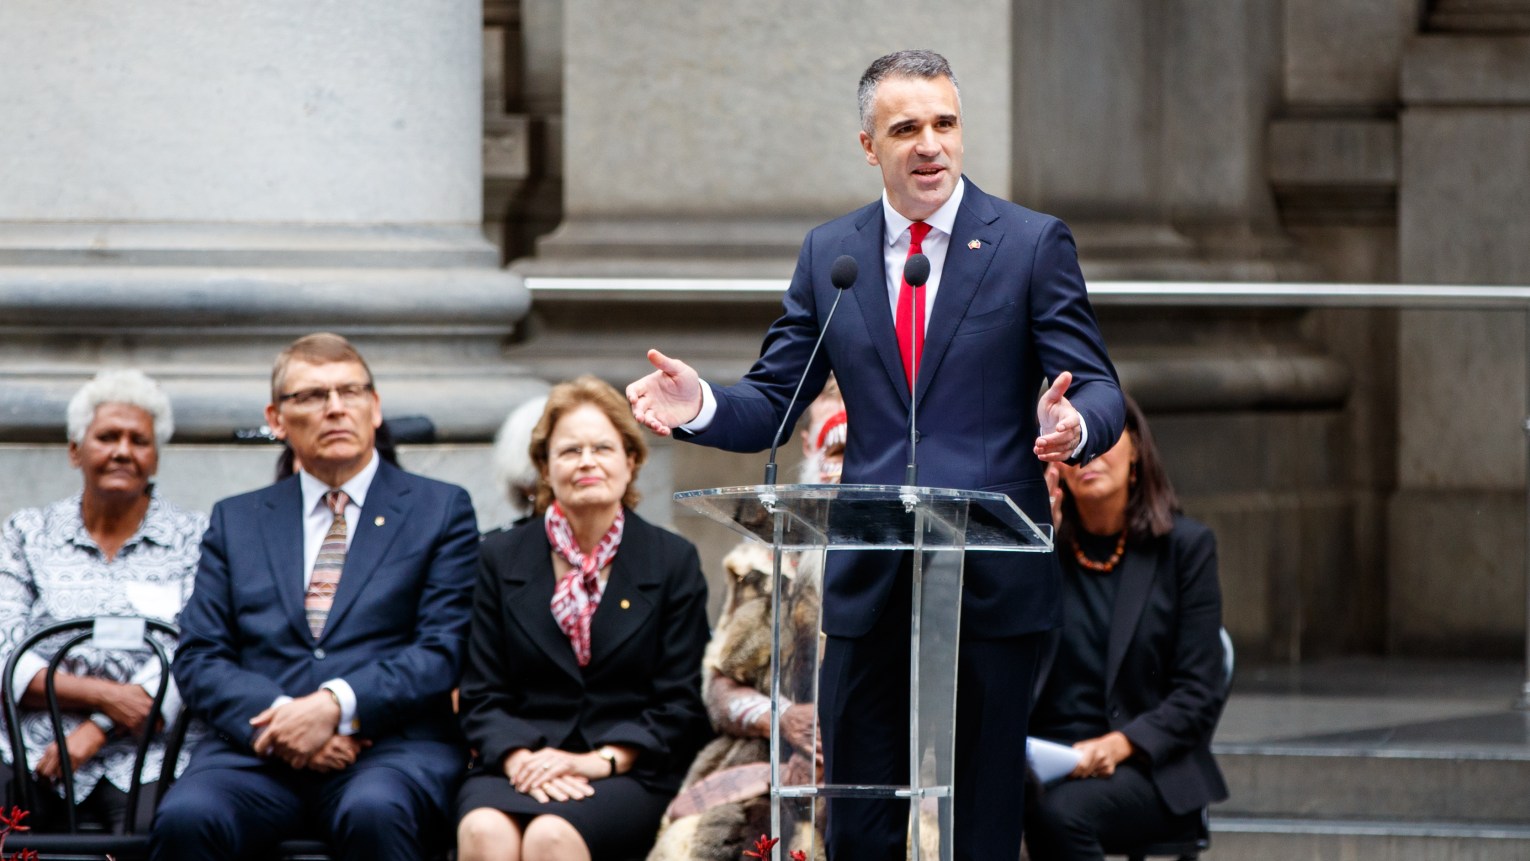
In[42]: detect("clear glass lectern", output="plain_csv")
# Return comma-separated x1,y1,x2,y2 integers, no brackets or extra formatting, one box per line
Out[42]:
675,484,1053,861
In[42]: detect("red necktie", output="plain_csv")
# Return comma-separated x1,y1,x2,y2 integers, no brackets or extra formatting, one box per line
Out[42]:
895,221,932,390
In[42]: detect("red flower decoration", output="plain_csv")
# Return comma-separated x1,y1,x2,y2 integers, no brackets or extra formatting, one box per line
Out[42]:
791,851,807,861
0,807,27,832
743,833,780,858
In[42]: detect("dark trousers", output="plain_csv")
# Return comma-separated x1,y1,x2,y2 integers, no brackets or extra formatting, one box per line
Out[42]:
820,562,1043,861
1023,760,1197,861
150,760,442,861
31,778,159,833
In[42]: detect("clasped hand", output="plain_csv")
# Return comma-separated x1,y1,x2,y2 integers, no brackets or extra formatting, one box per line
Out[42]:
96,680,156,735
250,690,344,770
779,703,823,767
36,721,109,781
1069,731,1134,779
505,747,605,804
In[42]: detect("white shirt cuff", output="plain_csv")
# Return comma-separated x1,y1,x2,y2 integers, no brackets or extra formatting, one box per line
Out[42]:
321,679,360,736
11,654,48,703
678,381,718,432
133,671,183,725
1070,421,1089,461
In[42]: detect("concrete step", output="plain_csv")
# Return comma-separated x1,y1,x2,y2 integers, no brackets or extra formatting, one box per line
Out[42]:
1215,744,1530,823
1210,817,1530,861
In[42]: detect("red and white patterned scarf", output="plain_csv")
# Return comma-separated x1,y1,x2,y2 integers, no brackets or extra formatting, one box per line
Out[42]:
547,501,625,667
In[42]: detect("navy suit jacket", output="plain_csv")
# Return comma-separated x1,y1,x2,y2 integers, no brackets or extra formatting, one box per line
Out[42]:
688,179,1124,639
173,458,480,802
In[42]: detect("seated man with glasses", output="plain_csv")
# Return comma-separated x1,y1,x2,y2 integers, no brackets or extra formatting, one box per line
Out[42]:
151,332,480,861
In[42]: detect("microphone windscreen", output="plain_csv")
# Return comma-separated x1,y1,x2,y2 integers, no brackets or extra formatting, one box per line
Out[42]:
903,253,931,288
830,255,858,290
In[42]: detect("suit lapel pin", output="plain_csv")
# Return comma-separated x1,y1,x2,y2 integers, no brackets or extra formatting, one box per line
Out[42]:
967,239,982,250
374,516,385,527
620,599,631,610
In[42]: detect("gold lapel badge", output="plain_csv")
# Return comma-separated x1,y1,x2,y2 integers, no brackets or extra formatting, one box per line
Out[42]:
620,599,631,610
374,516,385,527
967,239,982,250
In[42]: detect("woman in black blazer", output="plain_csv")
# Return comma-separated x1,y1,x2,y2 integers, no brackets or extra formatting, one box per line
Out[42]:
1025,394,1228,861
456,376,711,861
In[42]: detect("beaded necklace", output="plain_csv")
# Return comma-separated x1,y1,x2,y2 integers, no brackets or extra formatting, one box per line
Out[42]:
1070,531,1127,574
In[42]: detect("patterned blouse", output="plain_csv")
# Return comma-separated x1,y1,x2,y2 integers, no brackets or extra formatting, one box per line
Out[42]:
0,492,206,800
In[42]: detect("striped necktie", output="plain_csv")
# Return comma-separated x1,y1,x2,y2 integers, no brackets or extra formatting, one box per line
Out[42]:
306,489,349,638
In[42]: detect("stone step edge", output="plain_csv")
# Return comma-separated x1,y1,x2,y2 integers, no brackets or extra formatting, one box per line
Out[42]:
1214,742,1530,762
1212,817,1530,839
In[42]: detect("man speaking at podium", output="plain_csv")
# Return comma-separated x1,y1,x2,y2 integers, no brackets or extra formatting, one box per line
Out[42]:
627,50,1123,861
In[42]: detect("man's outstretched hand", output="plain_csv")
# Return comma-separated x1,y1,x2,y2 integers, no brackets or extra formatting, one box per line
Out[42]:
1034,371,1083,462
626,349,703,436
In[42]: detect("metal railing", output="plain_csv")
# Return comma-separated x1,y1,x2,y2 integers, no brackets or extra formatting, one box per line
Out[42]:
527,276,1530,704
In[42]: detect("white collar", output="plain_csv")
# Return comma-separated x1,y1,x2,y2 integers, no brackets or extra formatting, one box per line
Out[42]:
880,177,966,245
299,449,381,515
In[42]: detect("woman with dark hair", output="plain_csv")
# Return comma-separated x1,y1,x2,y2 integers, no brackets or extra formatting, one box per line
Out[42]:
455,375,711,861
1024,395,1228,861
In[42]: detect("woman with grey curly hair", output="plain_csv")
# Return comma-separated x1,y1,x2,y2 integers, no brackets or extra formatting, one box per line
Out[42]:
0,368,206,831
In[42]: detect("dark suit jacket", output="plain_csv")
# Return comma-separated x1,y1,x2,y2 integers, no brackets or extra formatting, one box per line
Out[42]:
687,179,1124,639
458,509,711,793
1034,515,1229,815
173,459,480,802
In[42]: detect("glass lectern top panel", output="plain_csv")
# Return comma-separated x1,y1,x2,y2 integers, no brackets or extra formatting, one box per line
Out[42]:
674,483,1052,552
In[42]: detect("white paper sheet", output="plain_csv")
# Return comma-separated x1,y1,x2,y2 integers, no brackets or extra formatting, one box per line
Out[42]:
1026,736,1082,785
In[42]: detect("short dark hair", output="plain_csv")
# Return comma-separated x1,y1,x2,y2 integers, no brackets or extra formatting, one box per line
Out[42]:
1057,393,1179,548
270,332,374,404
857,49,961,136
529,375,648,515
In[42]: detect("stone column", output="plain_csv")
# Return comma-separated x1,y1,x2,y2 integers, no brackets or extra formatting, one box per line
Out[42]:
1013,0,1307,280
1391,22,1530,654
0,1,541,528
520,0,1014,278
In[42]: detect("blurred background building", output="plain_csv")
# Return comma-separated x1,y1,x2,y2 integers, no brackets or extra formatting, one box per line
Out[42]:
2,0,1527,667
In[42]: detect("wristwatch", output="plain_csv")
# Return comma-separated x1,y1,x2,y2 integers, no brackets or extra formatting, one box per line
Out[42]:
597,745,618,777
88,712,116,736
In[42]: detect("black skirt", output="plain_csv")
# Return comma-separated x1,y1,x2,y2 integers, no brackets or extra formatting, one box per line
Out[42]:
455,770,671,860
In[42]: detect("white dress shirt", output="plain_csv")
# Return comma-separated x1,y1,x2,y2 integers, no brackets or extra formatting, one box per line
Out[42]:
272,450,382,736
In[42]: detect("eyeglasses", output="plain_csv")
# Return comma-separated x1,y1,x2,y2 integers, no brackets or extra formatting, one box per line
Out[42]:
553,442,622,462
278,383,374,412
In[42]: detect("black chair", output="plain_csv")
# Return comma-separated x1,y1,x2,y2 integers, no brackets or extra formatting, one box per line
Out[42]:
1,617,181,861
1110,627,1236,861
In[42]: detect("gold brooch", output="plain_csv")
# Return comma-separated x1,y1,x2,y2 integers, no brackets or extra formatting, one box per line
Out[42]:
967,239,982,250
374,516,385,527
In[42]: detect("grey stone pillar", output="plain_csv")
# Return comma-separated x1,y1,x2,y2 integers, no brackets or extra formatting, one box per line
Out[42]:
1013,0,1307,280
1391,27,1530,654
520,0,1014,278
0,1,541,528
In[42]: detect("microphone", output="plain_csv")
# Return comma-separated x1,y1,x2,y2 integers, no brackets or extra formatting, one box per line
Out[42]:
901,253,930,497
762,255,858,495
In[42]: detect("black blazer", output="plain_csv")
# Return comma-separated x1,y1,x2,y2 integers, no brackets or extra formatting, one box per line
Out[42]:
1034,514,1229,815
458,509,711,793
